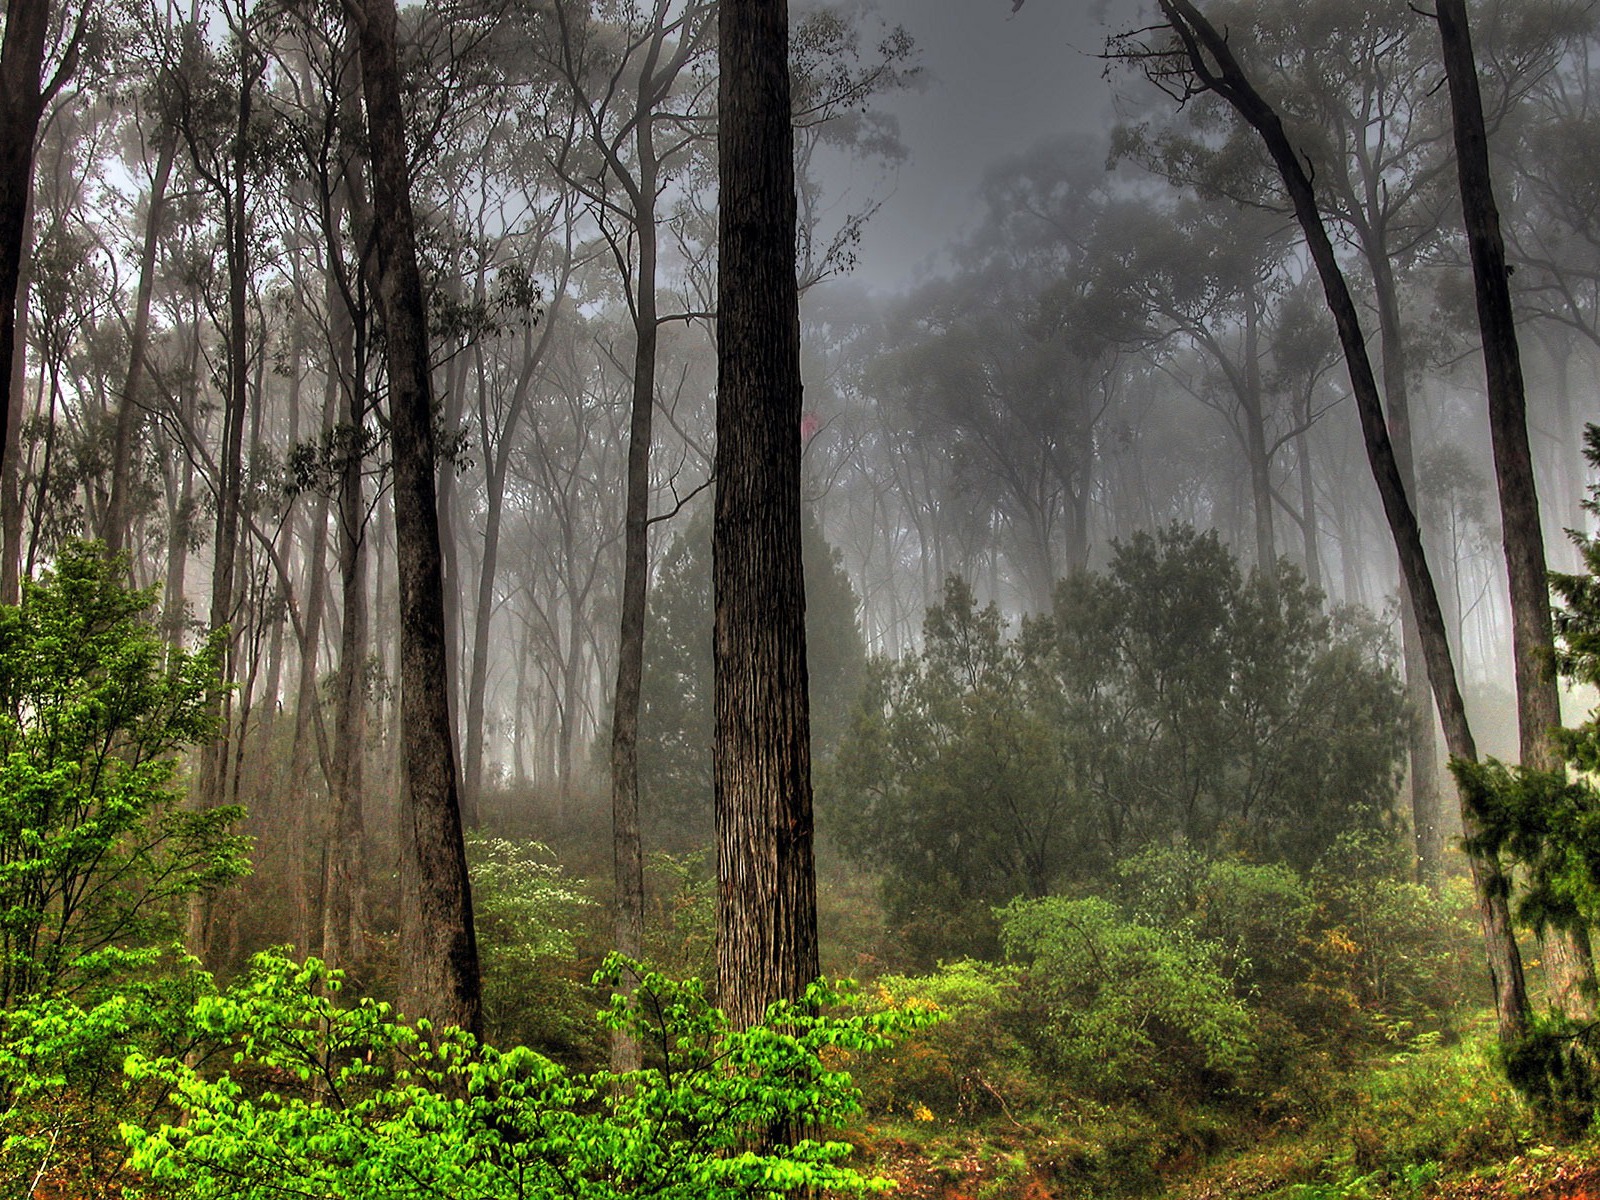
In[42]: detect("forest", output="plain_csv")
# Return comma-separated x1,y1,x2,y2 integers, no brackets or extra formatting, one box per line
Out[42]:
8,0,1600,1195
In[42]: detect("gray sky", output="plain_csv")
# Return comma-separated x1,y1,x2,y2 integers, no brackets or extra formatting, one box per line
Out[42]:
838,0,1144,292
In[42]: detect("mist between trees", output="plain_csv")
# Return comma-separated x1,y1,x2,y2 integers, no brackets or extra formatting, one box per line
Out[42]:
9,0,1600,1193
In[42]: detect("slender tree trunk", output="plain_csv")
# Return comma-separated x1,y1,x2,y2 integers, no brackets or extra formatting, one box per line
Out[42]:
1154,0,1530,1045
1242,298,1277,580
106,132,176,555
288,441,333,954
715,0,820,1039
438,343,469,825
605,71,665,1076
324,263,368,975
1368,237,1446,888
1436,0,1596,1020
346,0,481,1035
1293,423,1322,593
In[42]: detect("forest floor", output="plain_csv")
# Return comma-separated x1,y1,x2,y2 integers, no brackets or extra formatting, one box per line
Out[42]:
849,1017,1600,1200
858,1130,1600,1200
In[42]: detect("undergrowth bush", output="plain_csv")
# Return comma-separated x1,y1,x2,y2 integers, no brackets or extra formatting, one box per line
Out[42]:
123,951,938,1199
854,960,1032,1120
1000,895,1258,1101
467,835,596,1058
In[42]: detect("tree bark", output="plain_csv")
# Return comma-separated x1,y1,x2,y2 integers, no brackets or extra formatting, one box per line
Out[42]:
715,0,820,1037
1436,0,1595,1019
346,0,481,1036
0,185,30,605
0,0,74,563
1154,0,1530,1045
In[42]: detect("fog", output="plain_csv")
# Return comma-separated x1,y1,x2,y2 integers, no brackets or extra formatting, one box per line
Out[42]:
7,0,1600,1190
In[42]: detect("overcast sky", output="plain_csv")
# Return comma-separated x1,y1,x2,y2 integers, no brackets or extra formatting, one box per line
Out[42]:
833,0,1146,293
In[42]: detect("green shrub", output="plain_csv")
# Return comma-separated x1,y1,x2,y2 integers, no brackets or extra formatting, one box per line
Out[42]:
1345,1031,1534,1177
466,835,597,1058
123,952,937,1199
0,542,245,1192
999,895,1257,1100
854,960,1031,1120
0,541,246,1007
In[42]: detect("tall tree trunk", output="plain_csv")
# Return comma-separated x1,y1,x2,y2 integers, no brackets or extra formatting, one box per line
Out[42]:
346,0,481,1035
287,415,333,953
324,263,368,976
0,0,74,552
606,60,665,1075
0,185,30,604
1367,235,1445,888
190,51,254,962
715,0,819,1039
1241,298,1276,580
106,132,176,555
1154,0,1530,1045
607,198,654,1075
1436,0,1596,1020
1293,423,1322,594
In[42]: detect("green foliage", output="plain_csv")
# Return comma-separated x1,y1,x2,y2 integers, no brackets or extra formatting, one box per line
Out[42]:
1346,1032,1535,1177
0,541,247,1008
123,951,937,1200
828,526,1407,962
639,507,866,847
999,895,1257,1100
466,835,597,1058
0,543,245,1190
1307,835,1479,1035
0,958,217,1196
827,576,1087,961
1113,844,1316,997
1500,1015,1600,1140
854,960,1030,1121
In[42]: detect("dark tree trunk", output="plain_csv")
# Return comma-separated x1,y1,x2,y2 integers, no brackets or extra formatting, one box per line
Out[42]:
191,47,255,962
1154,0,1530,1046
0,186,30,605
715,0,820,1037
1436,0,1596,1019
0,0,72,571
346,0,481,1036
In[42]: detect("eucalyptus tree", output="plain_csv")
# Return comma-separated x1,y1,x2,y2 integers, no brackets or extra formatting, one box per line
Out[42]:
715,0,818,1040
0,0,86,577
1104,0,1533,1047
347,0,481,1035
1435,0,1596,1019
1109,0,1485,888
532,0,715,1025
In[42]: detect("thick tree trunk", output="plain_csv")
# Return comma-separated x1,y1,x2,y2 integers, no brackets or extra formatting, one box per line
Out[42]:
1155,0,1530,1045
1437,0,1596,1019
715,0,820,1037
347,0,481,1035
0,0,65,555
0,187,30,604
